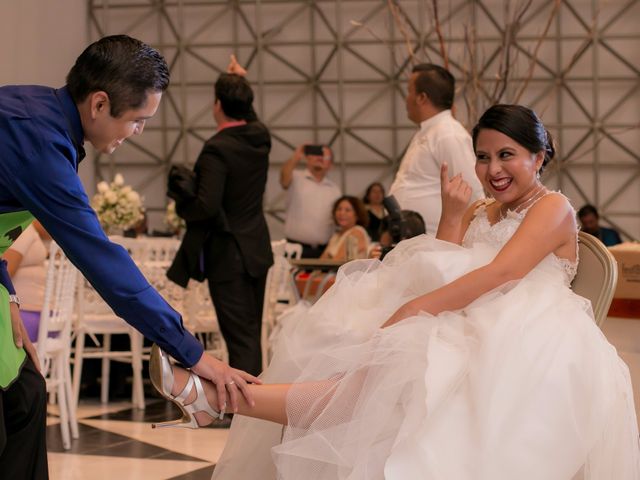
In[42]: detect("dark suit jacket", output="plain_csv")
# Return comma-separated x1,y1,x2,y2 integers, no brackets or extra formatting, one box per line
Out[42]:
167,121,273,287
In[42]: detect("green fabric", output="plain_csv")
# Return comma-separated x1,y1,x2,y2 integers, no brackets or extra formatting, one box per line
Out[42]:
0,211,34,388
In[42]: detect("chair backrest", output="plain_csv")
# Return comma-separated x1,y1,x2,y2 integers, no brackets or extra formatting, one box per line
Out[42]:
139,261,185,314
142,237,181,263
571,231,618,327
263,240,297,325
284,242,303,259
37,242,79,368
182,279,217,332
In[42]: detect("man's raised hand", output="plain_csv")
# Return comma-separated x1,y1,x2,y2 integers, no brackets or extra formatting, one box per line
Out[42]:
226,54,247,77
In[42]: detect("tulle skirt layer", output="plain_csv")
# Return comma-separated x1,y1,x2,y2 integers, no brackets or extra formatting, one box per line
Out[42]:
213,236,640,480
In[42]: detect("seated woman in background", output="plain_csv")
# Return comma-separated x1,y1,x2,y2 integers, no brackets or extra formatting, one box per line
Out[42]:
362,182,385,241
294,196,371,300
2,222,50,342
320,195,370,260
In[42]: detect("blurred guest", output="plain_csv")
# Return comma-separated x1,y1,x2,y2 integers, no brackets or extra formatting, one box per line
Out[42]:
2,222,50,342
297,196,370,300
369,210,426,259
389,64,483,233
168,55,273,376
321,196,370,261
280,144,341,258
578,204,622,246
362,182,386,241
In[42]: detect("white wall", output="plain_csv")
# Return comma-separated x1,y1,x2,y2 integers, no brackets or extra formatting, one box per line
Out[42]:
0,0,90,185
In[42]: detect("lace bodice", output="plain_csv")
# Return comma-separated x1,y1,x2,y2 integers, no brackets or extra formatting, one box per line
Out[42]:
462,199,578,285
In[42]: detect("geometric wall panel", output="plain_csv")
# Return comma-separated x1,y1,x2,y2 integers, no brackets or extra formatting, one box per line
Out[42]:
89,0,639,239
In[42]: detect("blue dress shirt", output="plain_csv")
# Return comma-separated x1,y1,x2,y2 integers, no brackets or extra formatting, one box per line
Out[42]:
0,85,203,367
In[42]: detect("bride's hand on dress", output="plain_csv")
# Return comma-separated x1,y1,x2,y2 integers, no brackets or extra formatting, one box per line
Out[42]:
191,353,261,411
381,300,421,328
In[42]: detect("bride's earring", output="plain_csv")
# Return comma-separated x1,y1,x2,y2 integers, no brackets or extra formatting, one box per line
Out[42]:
536,170,541,181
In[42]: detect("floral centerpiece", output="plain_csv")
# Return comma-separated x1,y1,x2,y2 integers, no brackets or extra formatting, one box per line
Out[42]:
164,200,186,236
91,173,144,234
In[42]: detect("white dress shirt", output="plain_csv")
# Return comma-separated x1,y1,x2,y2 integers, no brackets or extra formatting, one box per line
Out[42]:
284,169,341,246
389,109,484,234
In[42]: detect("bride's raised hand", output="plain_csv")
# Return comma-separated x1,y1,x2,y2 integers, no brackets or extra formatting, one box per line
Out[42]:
440,162,472,221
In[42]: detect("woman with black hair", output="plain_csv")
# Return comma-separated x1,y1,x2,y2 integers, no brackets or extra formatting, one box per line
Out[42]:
154,105,639,480
362,182,386,241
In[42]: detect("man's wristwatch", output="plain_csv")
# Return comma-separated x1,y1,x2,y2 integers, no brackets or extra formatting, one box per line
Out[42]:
8,294,20,307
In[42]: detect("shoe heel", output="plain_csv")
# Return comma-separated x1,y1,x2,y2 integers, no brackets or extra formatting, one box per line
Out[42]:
149,344,222,429
149,344,170,396
152,417,198,429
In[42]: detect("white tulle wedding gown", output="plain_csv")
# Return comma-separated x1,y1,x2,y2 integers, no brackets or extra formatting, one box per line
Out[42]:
213,201,640,480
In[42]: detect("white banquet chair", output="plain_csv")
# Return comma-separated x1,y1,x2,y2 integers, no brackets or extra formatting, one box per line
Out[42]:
261,240,300,368
36,241,79,450
571,231,619,328
72,277,146,410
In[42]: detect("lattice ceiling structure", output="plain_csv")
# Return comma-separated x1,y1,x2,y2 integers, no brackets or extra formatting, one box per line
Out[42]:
88,0,639,239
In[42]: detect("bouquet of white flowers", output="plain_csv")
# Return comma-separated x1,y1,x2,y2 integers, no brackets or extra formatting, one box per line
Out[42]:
91,173,144,233
164,200,186,236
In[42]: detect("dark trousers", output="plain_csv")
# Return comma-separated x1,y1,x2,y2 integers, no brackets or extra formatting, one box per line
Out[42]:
0,356,48,479
208,272,267,377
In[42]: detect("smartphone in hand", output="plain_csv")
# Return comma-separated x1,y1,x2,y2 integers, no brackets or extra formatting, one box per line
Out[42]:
304,144,324,156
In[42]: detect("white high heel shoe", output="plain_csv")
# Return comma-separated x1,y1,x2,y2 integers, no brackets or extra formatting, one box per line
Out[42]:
149,344,224,429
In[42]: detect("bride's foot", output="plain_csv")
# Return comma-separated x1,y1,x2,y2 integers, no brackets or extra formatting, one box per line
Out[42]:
149,344,224,429
169,361,223,427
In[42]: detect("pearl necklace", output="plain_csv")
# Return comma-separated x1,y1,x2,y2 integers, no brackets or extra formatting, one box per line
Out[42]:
499,184,548,220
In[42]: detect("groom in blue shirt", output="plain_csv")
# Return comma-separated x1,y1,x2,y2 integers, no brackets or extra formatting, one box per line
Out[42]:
0,35,257,479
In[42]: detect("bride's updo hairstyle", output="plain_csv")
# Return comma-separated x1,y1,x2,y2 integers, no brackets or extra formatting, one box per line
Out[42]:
471,104,556,174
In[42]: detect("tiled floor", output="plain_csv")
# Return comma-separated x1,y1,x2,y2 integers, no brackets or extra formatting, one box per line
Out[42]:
43,317,640,480
46,399,229,480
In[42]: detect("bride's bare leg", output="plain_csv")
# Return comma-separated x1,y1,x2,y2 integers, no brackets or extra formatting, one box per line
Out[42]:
170,366,339,426
170,365,291,425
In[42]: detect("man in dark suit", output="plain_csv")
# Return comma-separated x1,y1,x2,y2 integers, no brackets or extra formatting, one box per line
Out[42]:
168,57,273,376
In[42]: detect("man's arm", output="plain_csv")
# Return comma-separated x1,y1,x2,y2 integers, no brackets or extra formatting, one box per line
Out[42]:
175,142,227,222
280,145,304,189
1,138,204,368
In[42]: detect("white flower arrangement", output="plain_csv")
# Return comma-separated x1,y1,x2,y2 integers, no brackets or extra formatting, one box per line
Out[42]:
164,200,186,235
91,173,144,233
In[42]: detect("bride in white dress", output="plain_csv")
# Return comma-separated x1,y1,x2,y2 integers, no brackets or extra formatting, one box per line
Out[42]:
151,104,640,479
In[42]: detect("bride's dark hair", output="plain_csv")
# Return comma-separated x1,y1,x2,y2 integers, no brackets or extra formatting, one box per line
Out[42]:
471,104,556,174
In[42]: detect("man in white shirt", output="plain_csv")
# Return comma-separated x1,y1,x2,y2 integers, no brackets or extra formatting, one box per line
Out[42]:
280,145,341,257
389,64,484,234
